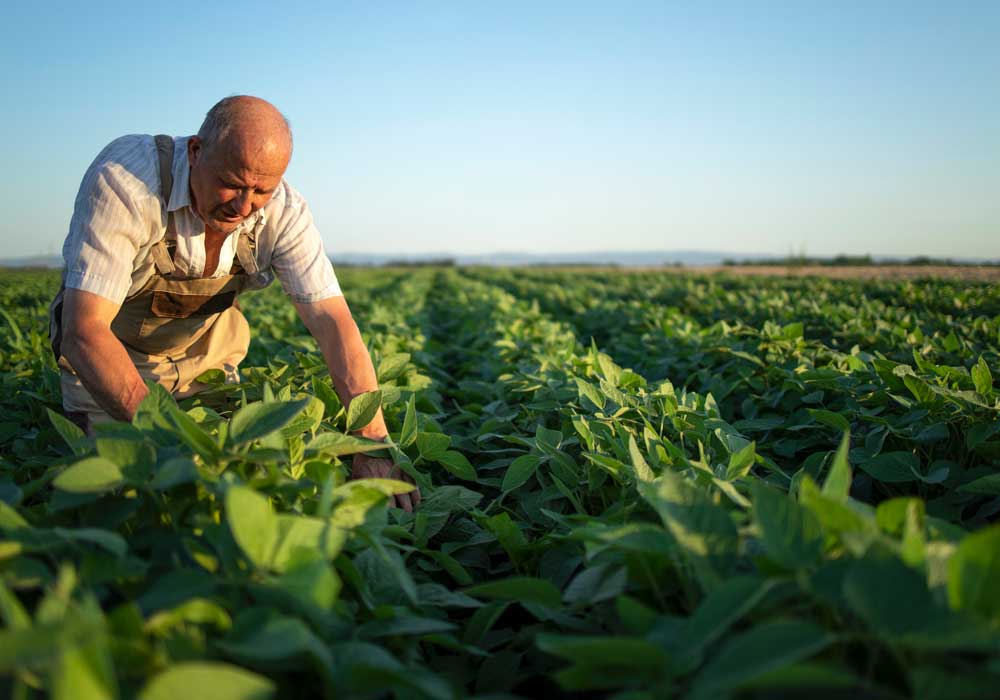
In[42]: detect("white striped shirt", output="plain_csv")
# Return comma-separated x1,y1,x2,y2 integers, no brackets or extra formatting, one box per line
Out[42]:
62,134,342,304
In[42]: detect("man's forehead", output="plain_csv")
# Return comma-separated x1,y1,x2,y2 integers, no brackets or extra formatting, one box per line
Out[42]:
215,142,288,181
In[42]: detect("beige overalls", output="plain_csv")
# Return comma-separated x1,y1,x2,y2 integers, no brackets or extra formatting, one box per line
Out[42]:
49,135,257,432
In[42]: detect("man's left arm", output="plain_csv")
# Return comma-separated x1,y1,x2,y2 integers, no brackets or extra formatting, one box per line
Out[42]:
294,295,420,512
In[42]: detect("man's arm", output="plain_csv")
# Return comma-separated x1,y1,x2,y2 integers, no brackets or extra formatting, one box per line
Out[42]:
60,289,148,421
293,294,420,512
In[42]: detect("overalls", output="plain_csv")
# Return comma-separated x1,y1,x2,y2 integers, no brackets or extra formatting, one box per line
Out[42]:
49,135,258,432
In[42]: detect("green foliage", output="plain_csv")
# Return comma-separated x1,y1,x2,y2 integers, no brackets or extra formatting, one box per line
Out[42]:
2,267,1000,698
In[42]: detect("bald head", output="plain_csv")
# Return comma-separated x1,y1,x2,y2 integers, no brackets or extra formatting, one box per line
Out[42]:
197,95,293,164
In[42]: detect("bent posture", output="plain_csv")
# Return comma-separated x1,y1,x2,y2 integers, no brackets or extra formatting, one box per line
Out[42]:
49,95,419,511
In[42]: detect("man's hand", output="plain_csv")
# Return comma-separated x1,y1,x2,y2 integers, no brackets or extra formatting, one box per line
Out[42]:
350,453,422,512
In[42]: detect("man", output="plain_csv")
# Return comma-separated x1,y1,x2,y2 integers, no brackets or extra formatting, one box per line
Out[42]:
49,95,420,511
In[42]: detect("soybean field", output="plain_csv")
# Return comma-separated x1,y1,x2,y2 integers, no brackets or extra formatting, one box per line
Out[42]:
1,266,999,699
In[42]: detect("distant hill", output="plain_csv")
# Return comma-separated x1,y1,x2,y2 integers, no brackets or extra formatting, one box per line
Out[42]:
0,255,64,268
1,250,753,269
3,250,996,269
330,250,763,267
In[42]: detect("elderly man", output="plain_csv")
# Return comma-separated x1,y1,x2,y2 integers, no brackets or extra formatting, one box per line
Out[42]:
49,95,420,511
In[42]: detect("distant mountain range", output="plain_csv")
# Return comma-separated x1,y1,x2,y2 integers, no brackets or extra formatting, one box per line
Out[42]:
2,250,996,269
330,250,751,267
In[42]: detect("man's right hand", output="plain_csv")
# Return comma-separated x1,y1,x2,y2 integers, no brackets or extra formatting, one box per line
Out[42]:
60,289,147,421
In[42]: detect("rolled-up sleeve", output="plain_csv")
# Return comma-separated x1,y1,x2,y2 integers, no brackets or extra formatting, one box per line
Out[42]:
62,136,157,305
269,184,342,303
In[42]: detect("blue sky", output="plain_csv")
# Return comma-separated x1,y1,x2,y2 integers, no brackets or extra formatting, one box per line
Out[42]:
2,1,997,259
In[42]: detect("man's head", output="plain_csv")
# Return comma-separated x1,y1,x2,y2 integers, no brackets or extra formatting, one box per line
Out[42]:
187,96,293,234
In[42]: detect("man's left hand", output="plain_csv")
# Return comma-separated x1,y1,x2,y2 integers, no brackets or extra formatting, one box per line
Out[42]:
350,454,421,512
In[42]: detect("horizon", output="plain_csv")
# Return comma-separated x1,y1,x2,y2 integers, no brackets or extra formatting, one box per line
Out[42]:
4,248,998,269
2,1,998,260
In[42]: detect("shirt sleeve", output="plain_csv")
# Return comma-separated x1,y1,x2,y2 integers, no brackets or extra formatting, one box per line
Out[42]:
268,183,342,303
62,136,158,304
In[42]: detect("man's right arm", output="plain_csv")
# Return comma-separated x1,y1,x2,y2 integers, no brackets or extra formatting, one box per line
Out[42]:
60,289,148,421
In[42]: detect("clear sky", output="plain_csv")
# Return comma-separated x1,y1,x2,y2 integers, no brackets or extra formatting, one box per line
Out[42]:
2,1,998,260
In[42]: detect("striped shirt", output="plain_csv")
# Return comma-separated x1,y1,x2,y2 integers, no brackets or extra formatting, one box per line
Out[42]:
62,134,342,305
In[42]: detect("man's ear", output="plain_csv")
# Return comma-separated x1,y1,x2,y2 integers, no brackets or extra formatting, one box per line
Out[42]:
187,136,202,167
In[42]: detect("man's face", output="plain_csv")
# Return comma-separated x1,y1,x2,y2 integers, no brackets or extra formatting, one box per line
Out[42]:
186,136,288,235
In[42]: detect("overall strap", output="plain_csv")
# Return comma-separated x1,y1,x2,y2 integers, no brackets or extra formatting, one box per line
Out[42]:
234,219,261,275
151,135,177,276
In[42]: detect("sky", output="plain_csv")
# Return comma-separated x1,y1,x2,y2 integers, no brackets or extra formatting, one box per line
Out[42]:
1,1,998,260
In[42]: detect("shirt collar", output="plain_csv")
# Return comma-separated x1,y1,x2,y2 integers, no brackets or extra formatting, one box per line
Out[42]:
167,135,266,232
167,136,192,213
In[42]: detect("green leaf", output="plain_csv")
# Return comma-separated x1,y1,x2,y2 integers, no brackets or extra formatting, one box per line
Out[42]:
465,577,562,608
501,454,540,492
355,544,419,606
536,634,672,690
416,432,451,461
691,621,834,695
228,399,309,446
627,434,655,483
574,378,606,410
535,425,563,451
807,409,850,432
798,476,874,540
218,616,334,676
957,473,1000,495
150,458,200,491
346,390,383,432
225,486,277,569
334,478,415,497
0,581,30,628
377,353,410,382
274,554,342,610
782,321,804,340
948,523,1000,622
194,368,226,385
821,432,852,501
483,512,527,563
676,576,775,667
596,353,623,386
903,375,936,404
53,458,124,494
138,662,275,700
437,450,477,481
47,408,88,455
51,636,119,700
639,471,738,588
563,564,627,605
843,555,940,636
725,440,756,480
269,516,346,572
163,406,220,462
399,395,418,447
858,452,920,483
750,482,823,570
145,598,232,635
305,431,388,457
0,501,29,530
972,357,993,395
311,378,342,418
53,527,128,557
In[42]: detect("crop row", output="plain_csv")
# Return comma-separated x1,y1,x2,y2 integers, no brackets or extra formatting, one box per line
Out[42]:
0,268,998,699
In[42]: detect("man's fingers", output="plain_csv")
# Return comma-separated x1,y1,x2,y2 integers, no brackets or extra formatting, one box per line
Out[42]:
395,492,413,513
411,484,422,509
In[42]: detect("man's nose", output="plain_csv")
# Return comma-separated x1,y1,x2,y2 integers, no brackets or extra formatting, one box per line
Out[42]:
234,190,253,217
